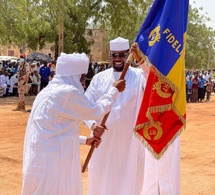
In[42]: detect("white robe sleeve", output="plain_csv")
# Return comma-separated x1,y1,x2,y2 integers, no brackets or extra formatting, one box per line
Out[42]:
61,86,119,121
84,120,96,130
83,74,104,129
79,136,87,144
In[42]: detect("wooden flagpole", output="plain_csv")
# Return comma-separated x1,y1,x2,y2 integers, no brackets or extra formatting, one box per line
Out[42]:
82,53,133,173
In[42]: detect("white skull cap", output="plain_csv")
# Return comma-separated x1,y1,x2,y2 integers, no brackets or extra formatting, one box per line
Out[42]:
110,37,129,51
56,52,89,77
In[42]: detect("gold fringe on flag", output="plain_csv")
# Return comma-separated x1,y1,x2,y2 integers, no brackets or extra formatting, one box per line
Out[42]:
133,47,186,159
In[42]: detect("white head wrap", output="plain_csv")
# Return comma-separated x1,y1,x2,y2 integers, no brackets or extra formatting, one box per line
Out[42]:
110,37,129,51
56,52,89,77
52,74,85,94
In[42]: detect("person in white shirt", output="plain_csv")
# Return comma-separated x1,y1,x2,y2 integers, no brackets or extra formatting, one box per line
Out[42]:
29,61,37,73
8,73,18,95
26,70,41,95
21,52,126,195
0,71,10,97
32,70,41,94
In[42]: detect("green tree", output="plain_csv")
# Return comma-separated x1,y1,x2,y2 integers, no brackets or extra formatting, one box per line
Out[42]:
0,0,154,58
186,4,215,70
2,0,214,68
90,0,153,43
0,0,26,46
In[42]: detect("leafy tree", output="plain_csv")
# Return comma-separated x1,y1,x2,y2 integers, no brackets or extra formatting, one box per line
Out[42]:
63,0,99,54
90,0,153,43
1,0,214,68
0,0,98,58
186,4,215,70
0,0,26,46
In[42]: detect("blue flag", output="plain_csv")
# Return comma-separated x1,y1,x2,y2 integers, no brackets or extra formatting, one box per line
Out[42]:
134,0,189,158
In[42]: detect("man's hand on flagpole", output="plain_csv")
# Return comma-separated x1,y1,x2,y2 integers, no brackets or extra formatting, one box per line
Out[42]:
92,124,107,138
130,42,145,65
86,136,102,148
130,42,150,76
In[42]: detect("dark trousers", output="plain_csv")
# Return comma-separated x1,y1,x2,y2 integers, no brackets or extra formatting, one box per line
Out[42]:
40,80,49,91
198,88,204,101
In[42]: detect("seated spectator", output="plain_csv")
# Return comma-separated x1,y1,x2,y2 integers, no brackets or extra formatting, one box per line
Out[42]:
26,75,33,96
0,71,10,97
8,74,18,96
30,61,37,72
26,70,41,95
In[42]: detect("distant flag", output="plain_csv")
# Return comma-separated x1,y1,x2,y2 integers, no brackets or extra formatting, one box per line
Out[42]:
134,0,189,158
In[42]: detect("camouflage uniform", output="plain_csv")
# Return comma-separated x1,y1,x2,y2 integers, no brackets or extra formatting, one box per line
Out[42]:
13,61,30,111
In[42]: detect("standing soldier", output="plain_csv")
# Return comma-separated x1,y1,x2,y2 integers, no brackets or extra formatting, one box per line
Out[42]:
13,54,30,111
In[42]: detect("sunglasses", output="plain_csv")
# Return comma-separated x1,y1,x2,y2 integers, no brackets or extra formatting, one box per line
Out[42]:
111,52,128,58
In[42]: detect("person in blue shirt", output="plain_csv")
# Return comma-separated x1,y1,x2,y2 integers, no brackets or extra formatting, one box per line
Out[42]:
39,61,51,91
186,76,193,103
13,62,19,74
198,75,207,102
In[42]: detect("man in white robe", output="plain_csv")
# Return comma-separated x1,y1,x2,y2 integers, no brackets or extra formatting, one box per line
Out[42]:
84,37,149,195
140,137,180,195
21,52,126,195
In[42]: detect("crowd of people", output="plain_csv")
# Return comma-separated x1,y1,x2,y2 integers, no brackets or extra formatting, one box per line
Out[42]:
0,52,146,100
0,55,56,107
0,54,110,99
1,52,215,111
185,68,215,103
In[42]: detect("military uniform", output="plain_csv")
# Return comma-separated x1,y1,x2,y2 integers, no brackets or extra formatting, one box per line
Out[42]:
13,55,30,111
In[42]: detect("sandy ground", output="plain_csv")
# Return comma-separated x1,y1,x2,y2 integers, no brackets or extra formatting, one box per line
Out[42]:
0,94,215,195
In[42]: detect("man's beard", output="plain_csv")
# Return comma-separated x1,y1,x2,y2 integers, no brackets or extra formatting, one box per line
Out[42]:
113,61,125,72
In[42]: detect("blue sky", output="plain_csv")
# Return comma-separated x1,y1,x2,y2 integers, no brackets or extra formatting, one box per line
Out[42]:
190,0,215,29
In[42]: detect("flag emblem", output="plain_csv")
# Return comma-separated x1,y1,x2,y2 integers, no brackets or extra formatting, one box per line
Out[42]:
148,25,161,46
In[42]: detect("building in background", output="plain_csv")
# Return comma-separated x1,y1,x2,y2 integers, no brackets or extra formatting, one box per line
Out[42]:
0,44,54,59
0,29,109,63
85,29,109,63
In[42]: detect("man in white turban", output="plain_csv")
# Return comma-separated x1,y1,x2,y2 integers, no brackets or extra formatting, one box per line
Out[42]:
21,52,126,195
84,37,149,195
